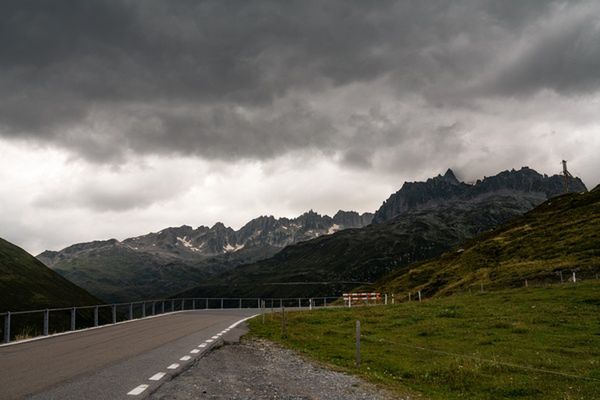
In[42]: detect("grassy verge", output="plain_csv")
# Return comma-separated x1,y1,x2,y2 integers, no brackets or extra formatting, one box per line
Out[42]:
248,282,600,399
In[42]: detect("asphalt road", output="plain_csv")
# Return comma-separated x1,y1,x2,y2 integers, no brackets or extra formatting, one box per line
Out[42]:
0,309,258,400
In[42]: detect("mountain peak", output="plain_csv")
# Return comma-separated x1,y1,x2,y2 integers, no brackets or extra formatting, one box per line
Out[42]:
442,168,459,184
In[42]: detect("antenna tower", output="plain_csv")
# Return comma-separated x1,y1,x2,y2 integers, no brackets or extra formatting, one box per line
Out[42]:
562,160,573,193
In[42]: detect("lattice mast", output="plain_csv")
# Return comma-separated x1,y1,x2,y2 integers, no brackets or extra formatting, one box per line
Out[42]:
562,160,573,193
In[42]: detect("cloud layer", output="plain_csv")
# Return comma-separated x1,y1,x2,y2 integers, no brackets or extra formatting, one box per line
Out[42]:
1,1,599,253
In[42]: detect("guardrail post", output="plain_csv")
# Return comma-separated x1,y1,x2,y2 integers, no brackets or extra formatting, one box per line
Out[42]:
221,298,224,309
71,308,76,331
418,290,422,302
384,294,388,305
573,272,577,283
43,309,49,336
192,299,196,310
171,299,175,311
239,298,242,309
152,301,156,315
94,306,99,327
161,301,165,313
298,298,301,308
4,312,10,343
205,298,208,309
309,298,312,311
128,303,133,320
257,298,260,309
279,299,282,309
112,305,117,324
324,297,327,307
142,302,146,318
181,299,185,310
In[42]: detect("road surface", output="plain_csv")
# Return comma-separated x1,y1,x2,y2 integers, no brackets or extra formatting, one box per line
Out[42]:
0,309,258,400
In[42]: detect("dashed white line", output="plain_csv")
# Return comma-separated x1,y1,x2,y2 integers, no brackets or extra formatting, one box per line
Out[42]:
149,372,166,381
167,363,180,370
180,355,191,361
127,384,149,395
190,349,200,354
206,339,214,343
199,343,207,348
211,335,219,339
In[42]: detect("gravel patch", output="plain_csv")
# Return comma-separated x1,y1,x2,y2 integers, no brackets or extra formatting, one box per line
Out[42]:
150,338,407,400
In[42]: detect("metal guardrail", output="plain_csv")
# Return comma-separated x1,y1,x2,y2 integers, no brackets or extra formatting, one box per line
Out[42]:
1,296,352,345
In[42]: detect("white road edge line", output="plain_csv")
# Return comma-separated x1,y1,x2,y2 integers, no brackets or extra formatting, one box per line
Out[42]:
127,384,149,395
149,372,166,381
198,343,207,348
180,355,191,361
206,339,214,343
167,363,180,370
190,349,200,354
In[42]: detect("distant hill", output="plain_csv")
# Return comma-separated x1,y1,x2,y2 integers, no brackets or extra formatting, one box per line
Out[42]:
375,185,600,297
0,237,101,312
38,210,373,302
177,167,587,299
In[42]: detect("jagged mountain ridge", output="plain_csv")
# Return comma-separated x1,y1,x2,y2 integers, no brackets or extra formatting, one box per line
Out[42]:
39,210,374,265
176,167,588,299
372,167,587,223
37,210,373,302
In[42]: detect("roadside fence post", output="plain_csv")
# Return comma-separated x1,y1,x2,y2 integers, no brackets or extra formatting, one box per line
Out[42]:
171,299,175,311
181,299,185,310
43,309,49,336
112,305,117,324
257,298,260,309
525,279,528,288
298,298,301,308
279,299,282,309
4,312,11,343
392,294,395,305
573,272,577,283
221,298,224,309
205,298,208,309
384,294,388,305
192,299,196,310
94,306,99,327
71,307,76,331
128,303,133,320
418,291,422,302
152,302,156,315
281,307,287,338
560,271,564,283
142,302,146,318
309,298,313,311
239,298,242,309
324,297,327,307
161,301,165,314
355,320,361,368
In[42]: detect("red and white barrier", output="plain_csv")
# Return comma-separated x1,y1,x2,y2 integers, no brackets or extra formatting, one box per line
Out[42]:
343,292,382,307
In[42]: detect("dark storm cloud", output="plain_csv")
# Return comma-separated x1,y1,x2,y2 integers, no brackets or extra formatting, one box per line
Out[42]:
1,0,599,163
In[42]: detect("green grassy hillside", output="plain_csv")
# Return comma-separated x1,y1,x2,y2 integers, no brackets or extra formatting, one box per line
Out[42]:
0,237,101,312
376,186,600,298
250,282,600,399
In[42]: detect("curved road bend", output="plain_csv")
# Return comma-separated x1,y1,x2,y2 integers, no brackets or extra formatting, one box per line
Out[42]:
0,309,258,400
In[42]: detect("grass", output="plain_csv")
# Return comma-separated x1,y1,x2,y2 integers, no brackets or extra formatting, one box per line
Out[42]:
249,281,600,399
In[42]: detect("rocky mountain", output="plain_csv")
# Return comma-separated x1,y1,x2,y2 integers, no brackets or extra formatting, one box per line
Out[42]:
176,167,588,299
375,184,600,298
372,167,587,223
38,210,373,302
0,237,100,312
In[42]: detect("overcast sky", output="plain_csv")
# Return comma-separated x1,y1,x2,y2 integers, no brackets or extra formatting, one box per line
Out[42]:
1,0,599,254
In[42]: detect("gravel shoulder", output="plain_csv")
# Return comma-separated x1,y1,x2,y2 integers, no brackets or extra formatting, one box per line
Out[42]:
150,335,408,400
